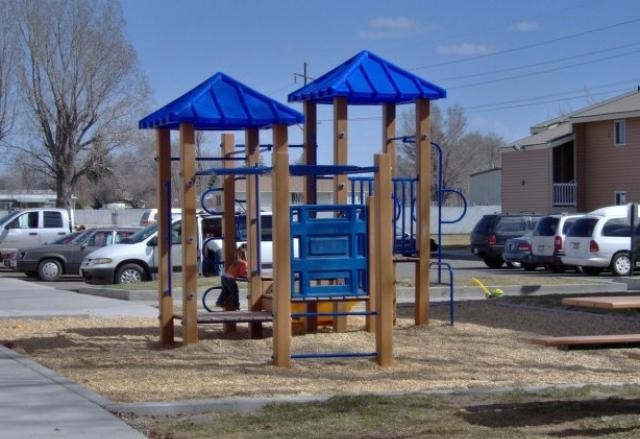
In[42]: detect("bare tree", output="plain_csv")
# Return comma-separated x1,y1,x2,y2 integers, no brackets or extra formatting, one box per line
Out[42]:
8,0,150,209
0,2,16,143
398,104,504,203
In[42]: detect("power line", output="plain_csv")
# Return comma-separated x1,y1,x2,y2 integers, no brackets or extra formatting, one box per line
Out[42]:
436,41,640,82
410,16,640,71
451,47,640,89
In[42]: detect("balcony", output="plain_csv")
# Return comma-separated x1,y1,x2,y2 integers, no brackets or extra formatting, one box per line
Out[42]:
553,182,576,207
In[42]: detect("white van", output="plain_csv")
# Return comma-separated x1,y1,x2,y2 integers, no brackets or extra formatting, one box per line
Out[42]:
0,208,73,264
81,212,273,284
530,213,583,272
562,204,639,276
138,208,182,227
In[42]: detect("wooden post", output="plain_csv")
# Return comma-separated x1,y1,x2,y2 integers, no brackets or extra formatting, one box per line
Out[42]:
375,153,393,366
382,103,397,327
333,96,348,332
415,99,431,325
365,195,377,332
156,128,173,344
272,124,292,367
222,133,237,333
303,101,318,332
246,128,262,338
383,104,397,176
180,123,198,345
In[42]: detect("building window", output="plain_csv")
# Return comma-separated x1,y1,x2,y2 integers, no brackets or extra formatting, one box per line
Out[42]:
614,120,626,145
615,191,627,205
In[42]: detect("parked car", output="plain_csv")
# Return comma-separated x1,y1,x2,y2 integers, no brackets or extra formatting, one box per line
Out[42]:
81,213,274,285
3,230,85,268
562,205,640,276
502,232,542,270
530,214,583,272
470,213,542,268
16,226,141,281
138,208,182,227
0,208,74,263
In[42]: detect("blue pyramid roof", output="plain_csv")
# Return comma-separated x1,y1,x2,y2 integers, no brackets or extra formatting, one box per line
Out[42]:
288,50,446,105
139,73,303,130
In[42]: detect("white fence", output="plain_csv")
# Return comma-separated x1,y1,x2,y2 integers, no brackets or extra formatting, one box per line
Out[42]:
0,205,502,234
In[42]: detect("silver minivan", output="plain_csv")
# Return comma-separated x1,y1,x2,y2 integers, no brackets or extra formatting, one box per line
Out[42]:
562,205,639,276
530,214,583,272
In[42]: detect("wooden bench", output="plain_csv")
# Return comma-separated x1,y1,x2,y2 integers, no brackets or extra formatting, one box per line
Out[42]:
532,334,640,350
561,296,640,310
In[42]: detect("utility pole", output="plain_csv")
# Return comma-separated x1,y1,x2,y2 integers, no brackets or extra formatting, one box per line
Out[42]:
294,62,313,85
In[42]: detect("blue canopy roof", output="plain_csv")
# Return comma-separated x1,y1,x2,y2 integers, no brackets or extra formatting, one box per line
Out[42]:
139,72,303,130
288,50,446,105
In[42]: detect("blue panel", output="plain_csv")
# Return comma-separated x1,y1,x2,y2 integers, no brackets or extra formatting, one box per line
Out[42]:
139,72,304,131
290,204,368,298
288,50,446,105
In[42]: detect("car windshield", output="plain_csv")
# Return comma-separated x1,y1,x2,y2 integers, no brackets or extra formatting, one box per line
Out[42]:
472,215,496,234
534,217,559,236
0,211,18,225
567,217,598,237
122,223,158,244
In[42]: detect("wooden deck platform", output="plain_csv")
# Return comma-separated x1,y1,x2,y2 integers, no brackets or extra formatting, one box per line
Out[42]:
561,296,640,310
532,334,640,350
174,311,273,324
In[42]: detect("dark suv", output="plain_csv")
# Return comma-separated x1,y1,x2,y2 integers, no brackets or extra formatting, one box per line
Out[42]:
470,213,542,268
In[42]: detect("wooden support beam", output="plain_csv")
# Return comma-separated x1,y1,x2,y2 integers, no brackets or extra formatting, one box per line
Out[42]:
415,99,431,325
382,104,396,176
365,195,377,333
303,101,318,333
333,96,348,332
222,133,237,334
303,101,317,205
272,124,292,367
180,123,198,345
245,128,262,338
375,153,394,366
156,128,173,344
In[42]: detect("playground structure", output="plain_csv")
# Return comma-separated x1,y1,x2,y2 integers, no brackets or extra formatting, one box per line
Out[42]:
139,50,449,367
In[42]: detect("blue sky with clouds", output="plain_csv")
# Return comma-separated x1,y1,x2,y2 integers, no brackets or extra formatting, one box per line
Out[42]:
122,0,640,166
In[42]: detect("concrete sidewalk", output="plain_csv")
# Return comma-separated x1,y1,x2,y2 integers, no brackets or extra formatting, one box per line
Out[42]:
0,277,152,438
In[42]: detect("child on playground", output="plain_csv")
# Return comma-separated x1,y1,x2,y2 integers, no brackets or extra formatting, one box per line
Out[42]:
216,245,248,310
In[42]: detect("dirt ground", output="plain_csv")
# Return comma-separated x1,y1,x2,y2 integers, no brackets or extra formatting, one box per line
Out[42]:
3,301,640,403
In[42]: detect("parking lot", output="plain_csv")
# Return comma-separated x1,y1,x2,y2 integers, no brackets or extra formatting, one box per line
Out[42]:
1,247,632,296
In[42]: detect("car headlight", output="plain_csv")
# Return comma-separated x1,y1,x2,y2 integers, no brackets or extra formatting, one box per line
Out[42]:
89,258,113,265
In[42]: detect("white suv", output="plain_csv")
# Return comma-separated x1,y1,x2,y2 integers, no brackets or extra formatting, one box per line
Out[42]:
530,214,583,272
562,205,639,276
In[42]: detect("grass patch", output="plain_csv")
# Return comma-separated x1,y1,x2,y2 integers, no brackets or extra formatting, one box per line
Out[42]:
106,275,221,291
124,386,640,438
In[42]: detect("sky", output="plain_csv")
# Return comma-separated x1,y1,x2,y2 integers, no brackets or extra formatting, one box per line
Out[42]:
122,0,640,167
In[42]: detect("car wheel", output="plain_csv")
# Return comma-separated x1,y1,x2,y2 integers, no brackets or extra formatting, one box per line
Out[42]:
115,263,145,284
611,252,632,276
522,263,536,271
483,256,504,269
582,266,603,276
37,258,63,281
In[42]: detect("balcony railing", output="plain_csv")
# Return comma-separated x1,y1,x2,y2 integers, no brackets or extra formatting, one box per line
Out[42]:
553,182,576,206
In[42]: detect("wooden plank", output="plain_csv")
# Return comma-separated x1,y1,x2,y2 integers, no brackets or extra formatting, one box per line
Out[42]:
156,128,173,345
382,103,396,176
180,123,198,345
272,124,292,367
532,334,640,347
562,296,640,309
415,98,431,325
333,96,348,333
245,128,262,338
175,311,273,324
375,153,394,366
366,195,377,333
304,101,318,333
222,133,237,334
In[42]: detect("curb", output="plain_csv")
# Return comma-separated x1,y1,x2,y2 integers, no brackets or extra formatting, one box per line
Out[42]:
78,281,631,304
